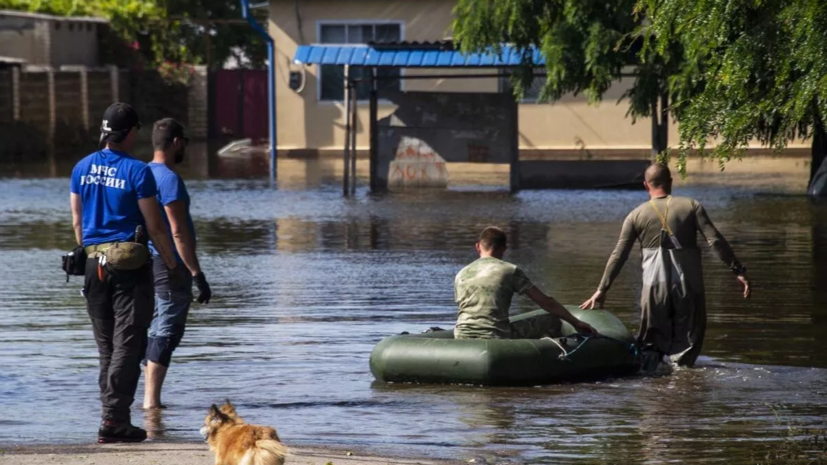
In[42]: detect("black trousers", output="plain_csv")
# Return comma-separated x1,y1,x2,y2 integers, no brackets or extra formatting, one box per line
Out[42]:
84,257,154,423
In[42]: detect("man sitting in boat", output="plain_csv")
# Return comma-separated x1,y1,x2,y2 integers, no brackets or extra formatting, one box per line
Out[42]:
454,227,597,339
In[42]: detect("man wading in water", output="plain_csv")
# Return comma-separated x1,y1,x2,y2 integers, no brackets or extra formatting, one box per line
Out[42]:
143,118,212,410
70,103,181,442
580,163,751,371
455,227,597,339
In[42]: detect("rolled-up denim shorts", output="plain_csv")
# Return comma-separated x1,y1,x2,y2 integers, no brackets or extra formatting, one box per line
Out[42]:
145,276,193,367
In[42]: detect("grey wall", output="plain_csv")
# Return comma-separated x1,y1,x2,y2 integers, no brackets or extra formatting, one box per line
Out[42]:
376,91,517,189
50,20,100,67
0,16,47,65
0,15,101,67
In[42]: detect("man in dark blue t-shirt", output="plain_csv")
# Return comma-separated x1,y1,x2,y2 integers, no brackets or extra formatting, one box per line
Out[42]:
142,118,212,410
70,103,181,443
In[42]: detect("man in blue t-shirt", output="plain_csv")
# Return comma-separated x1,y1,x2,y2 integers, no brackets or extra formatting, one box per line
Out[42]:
70,103,181,443
142,118,212,410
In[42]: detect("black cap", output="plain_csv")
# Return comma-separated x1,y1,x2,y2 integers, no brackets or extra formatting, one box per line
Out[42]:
100,102,140,135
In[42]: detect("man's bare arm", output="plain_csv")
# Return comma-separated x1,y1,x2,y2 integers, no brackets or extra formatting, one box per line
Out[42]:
70,193,83,245
525,286,597,334
138,197,177,270
164,200,201,276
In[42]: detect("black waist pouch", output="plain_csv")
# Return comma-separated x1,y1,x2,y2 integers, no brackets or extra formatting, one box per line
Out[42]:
62,245,87,282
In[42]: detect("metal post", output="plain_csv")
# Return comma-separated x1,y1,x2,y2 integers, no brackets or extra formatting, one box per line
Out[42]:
369,69,378,193
350,83,357,195
240,0,277,182
342,65,351,196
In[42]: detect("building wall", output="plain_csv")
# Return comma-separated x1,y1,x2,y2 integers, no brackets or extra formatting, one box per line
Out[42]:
0,16,47,65
0,14,102,67
270,0,459,152
269,0,807,155
268,0,664,154
49,20,100,67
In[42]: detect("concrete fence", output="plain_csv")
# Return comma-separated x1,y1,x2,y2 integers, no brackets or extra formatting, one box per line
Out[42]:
0,65,207,160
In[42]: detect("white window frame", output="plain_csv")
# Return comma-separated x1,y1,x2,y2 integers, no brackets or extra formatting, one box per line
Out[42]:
315,20,406,104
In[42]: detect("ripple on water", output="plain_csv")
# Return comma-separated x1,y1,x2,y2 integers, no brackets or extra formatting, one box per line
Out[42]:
0,176,826,463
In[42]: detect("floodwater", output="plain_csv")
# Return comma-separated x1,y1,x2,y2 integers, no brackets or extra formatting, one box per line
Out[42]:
1,147,825,464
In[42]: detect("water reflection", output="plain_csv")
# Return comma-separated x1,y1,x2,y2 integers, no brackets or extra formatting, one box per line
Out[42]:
0,156,825,463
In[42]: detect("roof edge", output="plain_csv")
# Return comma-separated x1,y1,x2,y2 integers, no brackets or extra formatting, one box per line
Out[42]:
0,9,108,24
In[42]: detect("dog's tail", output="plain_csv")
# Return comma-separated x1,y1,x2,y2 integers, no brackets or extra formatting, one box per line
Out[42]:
239,439,289,465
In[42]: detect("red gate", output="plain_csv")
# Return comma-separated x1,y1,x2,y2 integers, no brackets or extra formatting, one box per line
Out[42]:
211,69,268,141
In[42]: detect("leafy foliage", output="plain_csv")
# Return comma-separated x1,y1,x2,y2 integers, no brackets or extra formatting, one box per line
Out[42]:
0,0,267,70
453,0,827,182
452,0,685,158
638,0,827,171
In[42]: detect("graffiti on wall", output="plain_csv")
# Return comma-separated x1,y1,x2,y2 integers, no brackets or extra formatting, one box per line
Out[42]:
388,136,449,188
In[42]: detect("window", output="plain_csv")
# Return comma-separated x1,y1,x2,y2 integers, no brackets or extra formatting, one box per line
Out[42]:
319,22,402,101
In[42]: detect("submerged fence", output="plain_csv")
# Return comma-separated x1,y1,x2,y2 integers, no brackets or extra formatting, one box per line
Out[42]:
0,65,207,159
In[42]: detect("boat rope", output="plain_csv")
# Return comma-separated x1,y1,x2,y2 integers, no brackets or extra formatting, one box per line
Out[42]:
542,334,639,361
542,335,593,361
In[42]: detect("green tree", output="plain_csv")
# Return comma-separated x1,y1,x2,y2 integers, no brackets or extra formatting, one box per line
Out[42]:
0,0,266,70
452,0,683,156
638,0,827,187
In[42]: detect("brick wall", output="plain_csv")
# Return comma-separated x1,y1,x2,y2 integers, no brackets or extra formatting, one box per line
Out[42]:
54,72,82,127
128,70,189,129
0,66,209,160
87,70,114,127
18,71,49,130
187,66,208,138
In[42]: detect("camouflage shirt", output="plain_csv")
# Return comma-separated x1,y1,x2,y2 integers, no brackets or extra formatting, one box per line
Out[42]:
453,257,535,339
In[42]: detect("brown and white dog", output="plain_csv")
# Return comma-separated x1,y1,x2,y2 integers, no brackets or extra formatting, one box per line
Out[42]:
200,401,288,465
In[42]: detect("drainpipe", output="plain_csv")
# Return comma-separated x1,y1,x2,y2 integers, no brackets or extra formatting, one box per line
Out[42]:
240,0,277,182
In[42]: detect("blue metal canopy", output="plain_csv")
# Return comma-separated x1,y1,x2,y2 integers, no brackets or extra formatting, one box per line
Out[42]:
293,44,544,68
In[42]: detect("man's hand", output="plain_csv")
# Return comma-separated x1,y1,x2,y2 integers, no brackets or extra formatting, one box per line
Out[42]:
573,320,598,336
580,290,606,310
194,272,212,304
737,274,751,299
167,265,187,291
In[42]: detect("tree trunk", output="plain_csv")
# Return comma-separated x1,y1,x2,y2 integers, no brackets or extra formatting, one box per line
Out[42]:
650,90,669,158
651,99,661,158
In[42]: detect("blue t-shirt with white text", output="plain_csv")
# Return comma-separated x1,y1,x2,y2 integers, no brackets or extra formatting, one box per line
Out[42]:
147,162,195,263
70,149,157,246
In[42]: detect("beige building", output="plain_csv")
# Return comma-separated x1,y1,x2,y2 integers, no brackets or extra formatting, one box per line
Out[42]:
269,0,663,158
268,0,807,158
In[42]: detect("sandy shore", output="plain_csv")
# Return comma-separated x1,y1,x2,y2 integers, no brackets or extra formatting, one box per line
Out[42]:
0,442,460,465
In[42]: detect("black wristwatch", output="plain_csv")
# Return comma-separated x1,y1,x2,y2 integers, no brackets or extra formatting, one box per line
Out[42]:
731,264,747,276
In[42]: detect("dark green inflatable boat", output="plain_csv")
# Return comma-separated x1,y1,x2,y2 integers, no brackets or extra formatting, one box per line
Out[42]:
370,307,638,386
